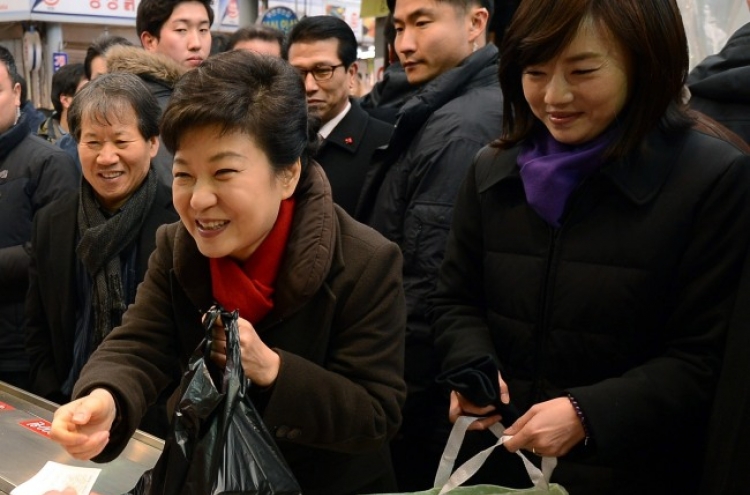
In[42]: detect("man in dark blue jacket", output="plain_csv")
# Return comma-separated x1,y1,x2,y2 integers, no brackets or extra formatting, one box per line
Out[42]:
0,46,79,390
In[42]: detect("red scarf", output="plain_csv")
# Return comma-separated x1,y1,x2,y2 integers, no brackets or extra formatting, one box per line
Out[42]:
210,198,295,324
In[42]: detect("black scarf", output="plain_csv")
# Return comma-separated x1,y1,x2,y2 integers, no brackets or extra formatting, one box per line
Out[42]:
63,169,158,396
76,168,158,345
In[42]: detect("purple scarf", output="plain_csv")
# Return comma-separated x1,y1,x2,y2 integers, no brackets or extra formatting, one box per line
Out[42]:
518,128,615,227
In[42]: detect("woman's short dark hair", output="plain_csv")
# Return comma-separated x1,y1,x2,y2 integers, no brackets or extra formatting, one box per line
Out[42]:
161,50,313,172
497,0,692,159
67,72,160,143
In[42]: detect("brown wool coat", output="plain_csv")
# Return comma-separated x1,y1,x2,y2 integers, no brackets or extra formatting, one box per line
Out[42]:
73,162,407,495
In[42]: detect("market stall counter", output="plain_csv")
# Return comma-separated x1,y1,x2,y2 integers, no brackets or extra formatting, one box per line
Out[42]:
0,381,162,495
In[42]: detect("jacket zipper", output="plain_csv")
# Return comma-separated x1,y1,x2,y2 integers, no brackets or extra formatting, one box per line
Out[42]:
529,177,593,403
531,225,560,403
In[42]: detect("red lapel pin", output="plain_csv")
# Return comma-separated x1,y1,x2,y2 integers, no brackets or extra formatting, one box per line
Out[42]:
344,137,353,145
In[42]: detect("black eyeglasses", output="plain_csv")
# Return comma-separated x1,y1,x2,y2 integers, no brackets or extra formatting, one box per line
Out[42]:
294,64,345,82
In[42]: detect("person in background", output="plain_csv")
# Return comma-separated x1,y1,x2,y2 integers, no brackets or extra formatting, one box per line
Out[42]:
210,31,230,55
431,0,750,493
13,73,46,133
48,51,406,495
25,73,178,438
0,46,79,390
99,0,213,187
56,35,136,168
686,0,750,144
696,8,750,484
286,15,393,218
37,63,87,145
228,25,284,57
700,235,750,494
137,0,212,70
84,34,134,81
357,0,502,487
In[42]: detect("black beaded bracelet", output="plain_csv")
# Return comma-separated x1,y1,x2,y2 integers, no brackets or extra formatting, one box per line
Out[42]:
567,393,591,446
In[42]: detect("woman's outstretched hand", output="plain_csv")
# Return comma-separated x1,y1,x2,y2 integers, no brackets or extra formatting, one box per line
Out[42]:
50,388,116,460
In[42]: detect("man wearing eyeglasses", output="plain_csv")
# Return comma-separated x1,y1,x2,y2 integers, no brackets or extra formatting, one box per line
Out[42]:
286,15,393,218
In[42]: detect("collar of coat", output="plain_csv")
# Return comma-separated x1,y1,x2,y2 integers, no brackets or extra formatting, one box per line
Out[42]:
476,127,688,207
0,112,31,161
173,160,340,321
394,44,500,137
322,99,368,154
105,45,188,88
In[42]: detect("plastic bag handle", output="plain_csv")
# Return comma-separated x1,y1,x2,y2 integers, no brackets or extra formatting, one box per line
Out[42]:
434,416,557,495
201,306,247,394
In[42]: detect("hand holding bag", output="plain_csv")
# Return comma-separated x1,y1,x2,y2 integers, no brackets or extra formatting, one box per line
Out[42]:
375,416,568,495
435,356,520,424
125,306,301,495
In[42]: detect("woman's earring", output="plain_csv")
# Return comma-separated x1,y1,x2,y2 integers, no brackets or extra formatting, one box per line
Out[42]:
472,41,479,52
14,107,20,125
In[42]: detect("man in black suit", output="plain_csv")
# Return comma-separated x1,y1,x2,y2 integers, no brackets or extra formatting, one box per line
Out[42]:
286,15,393,218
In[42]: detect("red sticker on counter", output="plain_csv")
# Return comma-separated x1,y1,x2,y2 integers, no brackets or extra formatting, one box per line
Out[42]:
0,401,14,411
19,419,52,437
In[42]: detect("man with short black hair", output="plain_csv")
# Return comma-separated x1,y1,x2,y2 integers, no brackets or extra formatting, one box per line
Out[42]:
286,15,393,217
357,0,503,488
101,0,213,186
38,63,87,145
137,0,213,69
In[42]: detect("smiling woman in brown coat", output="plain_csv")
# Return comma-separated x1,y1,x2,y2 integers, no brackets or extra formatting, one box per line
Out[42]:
48,51,407,495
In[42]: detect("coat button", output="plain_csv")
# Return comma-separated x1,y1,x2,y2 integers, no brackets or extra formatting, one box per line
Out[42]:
275,425,290,438
287,428,301,439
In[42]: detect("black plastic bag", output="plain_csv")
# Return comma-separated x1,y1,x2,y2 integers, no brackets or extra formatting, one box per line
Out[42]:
435,355,521,424
125,306,302,495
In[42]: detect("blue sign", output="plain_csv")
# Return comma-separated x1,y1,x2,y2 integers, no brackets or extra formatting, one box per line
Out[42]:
260,6,298,35
52,52,68,72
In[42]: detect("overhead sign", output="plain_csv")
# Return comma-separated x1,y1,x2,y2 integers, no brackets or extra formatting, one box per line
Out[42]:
260,6,298,35
0,0,29,19
25,0,235,30
52,51,67,71
31,0,138,19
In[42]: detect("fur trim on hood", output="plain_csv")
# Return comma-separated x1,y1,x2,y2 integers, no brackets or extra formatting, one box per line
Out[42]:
105,45,187,88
